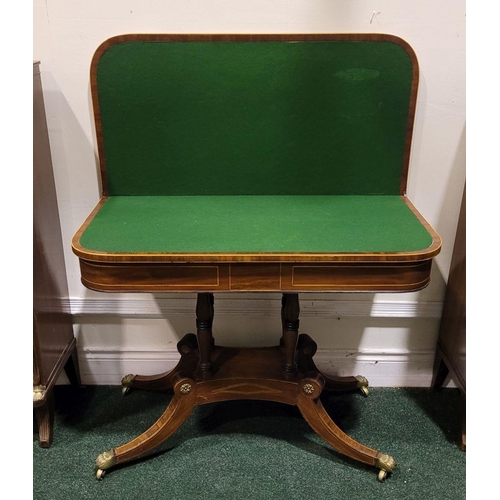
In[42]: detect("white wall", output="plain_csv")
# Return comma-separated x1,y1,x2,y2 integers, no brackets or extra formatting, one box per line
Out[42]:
33,0,466,387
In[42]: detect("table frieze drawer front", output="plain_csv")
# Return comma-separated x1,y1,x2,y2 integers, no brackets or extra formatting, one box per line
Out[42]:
229,264,281,291
281,261,432,292
80,261,229,291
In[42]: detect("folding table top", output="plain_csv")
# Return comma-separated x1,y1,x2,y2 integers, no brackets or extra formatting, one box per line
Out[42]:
72,34,440,292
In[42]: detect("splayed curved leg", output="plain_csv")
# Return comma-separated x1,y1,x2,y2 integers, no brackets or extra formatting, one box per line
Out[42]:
297,392,395,481
96,374,197,479
121,333,199,395
297,333,369,396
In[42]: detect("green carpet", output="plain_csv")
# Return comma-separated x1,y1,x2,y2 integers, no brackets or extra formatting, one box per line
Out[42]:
34,386,465,500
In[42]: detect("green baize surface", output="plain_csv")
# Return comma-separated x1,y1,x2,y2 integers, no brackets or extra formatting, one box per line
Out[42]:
96,40,413,196
80,196,432,253
86,40,430,255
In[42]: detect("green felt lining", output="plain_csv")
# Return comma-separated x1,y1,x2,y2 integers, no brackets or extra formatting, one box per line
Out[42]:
96,40,414,196
79,196,432,254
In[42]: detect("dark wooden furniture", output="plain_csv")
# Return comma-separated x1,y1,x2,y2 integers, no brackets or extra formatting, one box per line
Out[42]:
432,185,466,450
72,34,441,481
34,61,80,447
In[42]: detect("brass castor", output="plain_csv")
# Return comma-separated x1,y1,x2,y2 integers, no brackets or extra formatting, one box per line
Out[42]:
355,375,369,397
360,385,369,397
95,450,115,480
376,453,396,482
121,374,136,395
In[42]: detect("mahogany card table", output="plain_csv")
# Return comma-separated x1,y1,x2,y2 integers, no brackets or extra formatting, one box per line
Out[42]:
72,34,441,481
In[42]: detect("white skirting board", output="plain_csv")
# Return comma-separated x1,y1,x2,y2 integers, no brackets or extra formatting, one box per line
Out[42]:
67,295,444,319
60,295,453,388
60,347,455,388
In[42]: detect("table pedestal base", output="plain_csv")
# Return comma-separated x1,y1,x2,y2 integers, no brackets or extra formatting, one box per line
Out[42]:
95,294,395,482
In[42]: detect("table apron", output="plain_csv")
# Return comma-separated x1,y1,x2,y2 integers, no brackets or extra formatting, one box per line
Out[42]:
79,260,433,292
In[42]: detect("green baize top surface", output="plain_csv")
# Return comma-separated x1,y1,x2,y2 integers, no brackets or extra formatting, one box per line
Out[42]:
86,40,430,256
80,196,432,254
